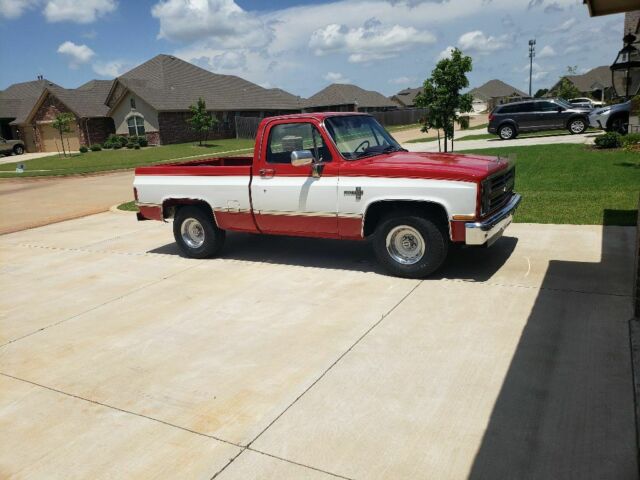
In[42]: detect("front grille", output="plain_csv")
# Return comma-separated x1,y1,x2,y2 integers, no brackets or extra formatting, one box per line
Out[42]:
482,166,515,216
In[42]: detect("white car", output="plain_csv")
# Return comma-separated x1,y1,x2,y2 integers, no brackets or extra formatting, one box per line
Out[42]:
588,101,631,134
569,97,604,109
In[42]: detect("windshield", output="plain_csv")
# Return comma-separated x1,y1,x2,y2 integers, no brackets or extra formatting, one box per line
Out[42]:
324,115,403,160
555,98,574,108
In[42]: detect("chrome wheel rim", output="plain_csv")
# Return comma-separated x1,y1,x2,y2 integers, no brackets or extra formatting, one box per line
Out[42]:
181,218,205,249
500,126,513,139
570,120,584,133
386,226,426,265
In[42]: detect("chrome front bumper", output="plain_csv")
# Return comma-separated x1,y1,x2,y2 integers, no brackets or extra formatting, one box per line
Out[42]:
465,194,522,246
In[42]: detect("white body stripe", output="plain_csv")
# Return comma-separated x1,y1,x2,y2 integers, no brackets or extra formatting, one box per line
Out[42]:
134,174,478,221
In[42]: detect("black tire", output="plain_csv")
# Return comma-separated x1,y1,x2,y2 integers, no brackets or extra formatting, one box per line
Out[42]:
608,114,629,135
498,124,517,140
173,205,225,259
13,145,24,155
567,117,587,135
373,215,449,278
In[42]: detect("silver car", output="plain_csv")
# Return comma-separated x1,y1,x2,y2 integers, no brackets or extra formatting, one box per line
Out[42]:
0,137,25,156
589,101,631,134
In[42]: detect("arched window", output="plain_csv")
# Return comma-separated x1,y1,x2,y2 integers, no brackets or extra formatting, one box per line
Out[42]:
127,116,145,136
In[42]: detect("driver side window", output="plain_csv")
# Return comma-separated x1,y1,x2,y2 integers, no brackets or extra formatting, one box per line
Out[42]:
266,123,331,164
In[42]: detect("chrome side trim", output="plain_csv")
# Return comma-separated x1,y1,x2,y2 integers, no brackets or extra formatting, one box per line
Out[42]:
465,193,521,246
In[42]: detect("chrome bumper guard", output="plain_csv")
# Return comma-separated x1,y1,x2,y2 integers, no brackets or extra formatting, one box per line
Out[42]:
465,194,522,246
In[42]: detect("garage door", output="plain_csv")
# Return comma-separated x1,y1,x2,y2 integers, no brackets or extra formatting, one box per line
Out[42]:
39,123,80,153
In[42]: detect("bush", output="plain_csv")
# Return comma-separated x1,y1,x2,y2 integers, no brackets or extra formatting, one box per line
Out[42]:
104,134,128,149
594,132,622,149
126,142,136,149
622,132,640,147
134,144,141,150
90,144,102,151
113,143,122,150
137,137,148,147
79,145,88,153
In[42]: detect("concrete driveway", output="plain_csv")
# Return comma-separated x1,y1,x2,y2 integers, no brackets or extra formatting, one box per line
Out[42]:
0,212,636,479
0,151,79,165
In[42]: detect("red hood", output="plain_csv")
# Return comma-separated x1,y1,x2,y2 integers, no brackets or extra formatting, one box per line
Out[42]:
339,151,509,182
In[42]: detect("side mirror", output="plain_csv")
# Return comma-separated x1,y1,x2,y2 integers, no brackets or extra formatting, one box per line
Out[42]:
291,150,314,167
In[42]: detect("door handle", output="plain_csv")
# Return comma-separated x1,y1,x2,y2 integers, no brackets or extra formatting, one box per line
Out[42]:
259,168,275,178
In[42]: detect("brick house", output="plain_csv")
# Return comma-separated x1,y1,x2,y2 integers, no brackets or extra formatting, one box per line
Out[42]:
303,83,398,112
547,66,614,102
390,87,423,108
468,80,528,112
105,54,303,145
1,79,114,152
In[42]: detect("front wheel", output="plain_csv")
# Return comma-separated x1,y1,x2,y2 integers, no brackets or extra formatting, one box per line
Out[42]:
173,206,225,259
373,215,449,278
498,124,516,140
608,115,628,135
13,145,24,155
568,118,587,134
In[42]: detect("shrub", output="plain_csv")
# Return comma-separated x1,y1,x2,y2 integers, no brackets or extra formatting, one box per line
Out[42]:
134,144,141,150
113,143,122,150
137,137,148,147
594,132,622,149
90,144,102,151
622,132,640,147
79,145,88,153
126,142,135,149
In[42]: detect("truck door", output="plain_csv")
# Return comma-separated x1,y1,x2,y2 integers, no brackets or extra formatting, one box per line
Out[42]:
251,120,339,237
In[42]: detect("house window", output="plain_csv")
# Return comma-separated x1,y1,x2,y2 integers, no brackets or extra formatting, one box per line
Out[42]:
130,97,136,109
127,116,145,136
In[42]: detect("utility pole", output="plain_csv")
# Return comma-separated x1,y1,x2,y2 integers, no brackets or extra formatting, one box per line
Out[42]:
528,39,536,97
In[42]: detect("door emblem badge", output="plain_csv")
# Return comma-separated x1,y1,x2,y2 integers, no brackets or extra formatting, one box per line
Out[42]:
344,187,364,201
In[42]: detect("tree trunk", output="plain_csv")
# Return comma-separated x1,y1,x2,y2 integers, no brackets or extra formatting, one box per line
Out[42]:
443,132,448,153
59,130,67,157
437,130,441,153
451,129,455,152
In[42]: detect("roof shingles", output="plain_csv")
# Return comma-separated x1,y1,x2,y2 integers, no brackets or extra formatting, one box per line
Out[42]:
305,83,398,109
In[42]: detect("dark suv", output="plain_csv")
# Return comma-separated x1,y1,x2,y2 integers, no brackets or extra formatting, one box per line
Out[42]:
488,99,591,140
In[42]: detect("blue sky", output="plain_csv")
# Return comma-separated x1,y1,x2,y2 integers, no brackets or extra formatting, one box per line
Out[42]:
0,0,626,97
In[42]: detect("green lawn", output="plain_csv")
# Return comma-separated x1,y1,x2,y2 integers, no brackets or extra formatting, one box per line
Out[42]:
461,144,640,225
0,139,255,178
118,201,138,212
386,123,422,132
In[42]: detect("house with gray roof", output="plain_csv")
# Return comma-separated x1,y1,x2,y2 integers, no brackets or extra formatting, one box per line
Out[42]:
390,87,423,108
468,79,528,112
304,84,398,112
547,65,615,102
105,54,303,144
0,78,114,152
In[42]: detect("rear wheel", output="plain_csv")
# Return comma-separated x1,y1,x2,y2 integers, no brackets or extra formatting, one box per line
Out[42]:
373,215,448,278
498,124,516,140
608,115,628,134
173,206,225,259
568,117,587,134
13,145,24,155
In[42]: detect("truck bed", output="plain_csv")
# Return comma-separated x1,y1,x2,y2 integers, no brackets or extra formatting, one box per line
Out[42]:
135,156,253,177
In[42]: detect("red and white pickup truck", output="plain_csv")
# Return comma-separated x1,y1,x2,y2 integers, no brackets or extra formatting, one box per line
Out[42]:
134,113,520,278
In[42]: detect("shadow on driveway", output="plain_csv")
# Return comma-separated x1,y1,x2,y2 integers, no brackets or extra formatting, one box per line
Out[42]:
468,210,638,480
148,232,518,283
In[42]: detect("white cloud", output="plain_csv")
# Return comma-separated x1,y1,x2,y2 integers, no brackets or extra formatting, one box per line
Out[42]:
564,45,580,54
151,0,271,49
324,72,351,84
458,30,508,54
57,41,95,68
548,17,577,33
388,76,415,85
0,0,38,19
92,60,130,77
537,45,556,58
437,45,455,60
45,0,117,23
309,18,435,63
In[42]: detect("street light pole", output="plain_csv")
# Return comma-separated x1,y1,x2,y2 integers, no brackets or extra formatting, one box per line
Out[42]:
528,39,536,97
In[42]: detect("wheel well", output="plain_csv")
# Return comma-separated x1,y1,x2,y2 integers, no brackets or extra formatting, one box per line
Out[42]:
162,199,214,221
363,200,448,237
497,121,517,132
606,112,629,129
566,115,587,126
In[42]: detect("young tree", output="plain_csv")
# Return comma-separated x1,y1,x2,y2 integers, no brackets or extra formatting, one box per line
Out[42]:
555,66,581,100
51,112,75,157
534,88,549,98
415,48,473,153
187,98,218,146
